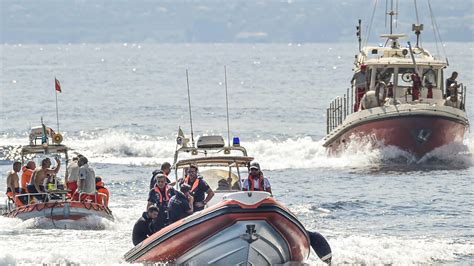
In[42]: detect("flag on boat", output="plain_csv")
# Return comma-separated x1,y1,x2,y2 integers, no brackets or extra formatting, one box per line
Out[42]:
55,78,62,93
176,127,185,145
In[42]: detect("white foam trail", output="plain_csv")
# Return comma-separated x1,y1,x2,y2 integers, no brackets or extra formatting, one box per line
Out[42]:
1,133,473,169
307,235,473,264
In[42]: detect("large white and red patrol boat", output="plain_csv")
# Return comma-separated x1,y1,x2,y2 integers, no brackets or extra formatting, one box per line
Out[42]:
1,125,114,229
323,2,469,157
124,135,331,264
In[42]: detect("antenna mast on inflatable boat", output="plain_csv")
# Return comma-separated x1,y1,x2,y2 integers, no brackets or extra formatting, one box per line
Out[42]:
186,69,195,148
224,65,231,147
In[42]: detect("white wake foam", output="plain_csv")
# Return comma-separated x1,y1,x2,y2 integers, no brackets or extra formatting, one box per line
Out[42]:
1,132,473,169
307,234,473,264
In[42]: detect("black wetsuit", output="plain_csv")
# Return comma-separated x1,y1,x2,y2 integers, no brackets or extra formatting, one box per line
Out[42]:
132,212,155,245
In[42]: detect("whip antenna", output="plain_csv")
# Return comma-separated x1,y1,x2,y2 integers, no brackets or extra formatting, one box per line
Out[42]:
186,69,195,148
224,65,231,146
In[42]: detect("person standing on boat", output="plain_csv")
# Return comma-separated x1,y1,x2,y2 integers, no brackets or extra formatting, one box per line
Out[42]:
182,165,215,212
168,183,194,224
6,161,25,205
147,174,176,231
351,64,368,112
28,157,61,201
20,160,35,193
242,162,272,194
132,206,159,246
66,156,80,195
445,71,459,97
149,162,174,190
74,156,96,201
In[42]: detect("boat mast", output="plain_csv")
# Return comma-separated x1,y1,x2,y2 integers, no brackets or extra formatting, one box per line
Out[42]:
386,0,398,35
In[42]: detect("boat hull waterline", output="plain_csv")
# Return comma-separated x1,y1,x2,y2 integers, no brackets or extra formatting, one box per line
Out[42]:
5,201,114,222
325,113,468,157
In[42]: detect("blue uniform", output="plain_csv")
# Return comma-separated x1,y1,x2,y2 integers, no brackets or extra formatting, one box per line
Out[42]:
167,191,191,223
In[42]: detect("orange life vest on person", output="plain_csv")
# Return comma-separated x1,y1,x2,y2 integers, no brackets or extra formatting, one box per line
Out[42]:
21,167,33,191
184,176,200,193
154,185,171,204
248,174,265,191
96,181,109,207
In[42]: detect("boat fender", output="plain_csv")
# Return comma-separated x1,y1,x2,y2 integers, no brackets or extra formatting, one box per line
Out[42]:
307,231,332,264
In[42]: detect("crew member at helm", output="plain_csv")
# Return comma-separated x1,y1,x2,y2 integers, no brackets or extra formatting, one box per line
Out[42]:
242,162,272,194
181,164,214,212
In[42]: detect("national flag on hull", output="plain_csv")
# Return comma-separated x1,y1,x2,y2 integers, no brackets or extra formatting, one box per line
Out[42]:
55,78,62,93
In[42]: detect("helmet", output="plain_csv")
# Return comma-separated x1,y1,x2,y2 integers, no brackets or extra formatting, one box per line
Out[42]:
249,162,260,171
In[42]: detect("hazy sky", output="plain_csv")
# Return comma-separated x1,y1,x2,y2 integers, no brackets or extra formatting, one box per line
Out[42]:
1,0,473,43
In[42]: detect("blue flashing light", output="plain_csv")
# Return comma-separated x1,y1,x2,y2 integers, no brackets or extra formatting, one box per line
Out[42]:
232,136,240,146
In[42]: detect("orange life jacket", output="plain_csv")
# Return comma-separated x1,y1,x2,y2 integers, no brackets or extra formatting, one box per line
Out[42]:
96,181,109,207
154,185,171,204
184,176,200,193
21,167,33,191
248,174,265,191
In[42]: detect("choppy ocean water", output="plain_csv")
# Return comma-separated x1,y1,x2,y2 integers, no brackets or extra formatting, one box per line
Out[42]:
0,43,473,264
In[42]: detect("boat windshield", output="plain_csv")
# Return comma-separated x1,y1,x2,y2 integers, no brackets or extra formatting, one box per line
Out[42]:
175,163,250,192
21,151,67,180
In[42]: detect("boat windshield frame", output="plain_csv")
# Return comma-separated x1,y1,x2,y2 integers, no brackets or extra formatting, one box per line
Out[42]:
173,145,253,192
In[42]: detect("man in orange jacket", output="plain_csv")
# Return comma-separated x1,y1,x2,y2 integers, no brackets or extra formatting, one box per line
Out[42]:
95,176,110,207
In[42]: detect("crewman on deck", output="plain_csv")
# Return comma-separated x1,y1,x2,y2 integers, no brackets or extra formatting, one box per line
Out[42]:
445,71,459,97
351,64,368,112
28,157,61,201
242,162,272,194
149,162,175,189
181,164,214,212
20,160,35,193
168,183,194,224
132,206,159,246
95,176,110,207
147,174,176,231
73,156,96,201
66,156,81,196
6,161,25,206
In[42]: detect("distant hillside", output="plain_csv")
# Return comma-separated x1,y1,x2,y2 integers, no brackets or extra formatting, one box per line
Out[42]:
1,0,472,43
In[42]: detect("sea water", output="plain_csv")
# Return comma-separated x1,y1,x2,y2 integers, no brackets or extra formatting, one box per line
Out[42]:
0,43,473,264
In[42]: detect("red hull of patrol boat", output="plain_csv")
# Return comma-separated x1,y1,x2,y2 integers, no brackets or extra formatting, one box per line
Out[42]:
327,115,467,157
124,194,310,264
6,201,113,221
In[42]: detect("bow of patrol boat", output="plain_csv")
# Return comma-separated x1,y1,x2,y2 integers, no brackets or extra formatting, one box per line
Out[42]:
125,191,312,264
